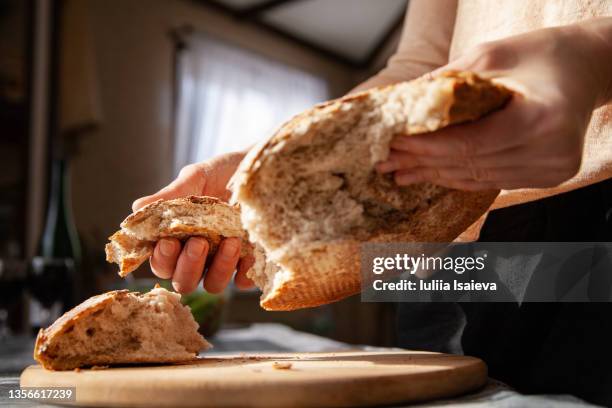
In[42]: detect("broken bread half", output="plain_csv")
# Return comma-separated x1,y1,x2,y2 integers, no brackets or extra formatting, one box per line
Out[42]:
106,196,261,277
231,71,513,311
34,286,210,370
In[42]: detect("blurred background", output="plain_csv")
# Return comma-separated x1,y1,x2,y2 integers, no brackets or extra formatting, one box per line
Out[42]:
0,0,407,347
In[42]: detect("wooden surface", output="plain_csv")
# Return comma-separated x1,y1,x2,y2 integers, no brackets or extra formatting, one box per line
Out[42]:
20,351,487,407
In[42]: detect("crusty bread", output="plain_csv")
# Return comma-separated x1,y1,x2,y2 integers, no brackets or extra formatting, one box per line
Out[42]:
34,287,210,370
106,196,261,277
231,71,513,311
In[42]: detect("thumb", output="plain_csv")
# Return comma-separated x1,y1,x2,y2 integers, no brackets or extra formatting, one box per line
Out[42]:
132,166,206,212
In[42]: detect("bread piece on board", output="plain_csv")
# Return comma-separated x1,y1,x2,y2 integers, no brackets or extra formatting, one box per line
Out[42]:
231,71,513,311
105,196,259,277
34,287,210,370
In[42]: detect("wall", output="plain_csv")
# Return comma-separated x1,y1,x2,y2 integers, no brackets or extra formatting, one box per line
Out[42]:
73,0,360,261
355,26,402,85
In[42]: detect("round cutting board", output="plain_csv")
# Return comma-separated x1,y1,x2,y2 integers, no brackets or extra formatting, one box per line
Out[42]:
20,351,486,407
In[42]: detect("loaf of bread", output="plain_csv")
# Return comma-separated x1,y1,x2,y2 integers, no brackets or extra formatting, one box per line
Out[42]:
34,286,210,370
105,196,263,277
231,71,513,311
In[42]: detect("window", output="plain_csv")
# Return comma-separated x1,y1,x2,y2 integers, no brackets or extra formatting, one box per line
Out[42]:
173,34,330,173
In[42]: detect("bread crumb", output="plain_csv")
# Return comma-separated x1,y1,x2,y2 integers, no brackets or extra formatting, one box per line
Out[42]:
272,362,292,370
73,367,81,373
91,365,109,370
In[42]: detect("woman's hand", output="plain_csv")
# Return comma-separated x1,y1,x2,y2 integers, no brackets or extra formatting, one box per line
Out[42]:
377,18,612,191
132,151,255,294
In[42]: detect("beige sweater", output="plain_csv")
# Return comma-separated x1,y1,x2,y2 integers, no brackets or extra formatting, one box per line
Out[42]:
365,0,612,212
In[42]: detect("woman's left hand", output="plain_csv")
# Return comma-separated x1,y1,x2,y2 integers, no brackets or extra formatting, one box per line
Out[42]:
377,18,612,191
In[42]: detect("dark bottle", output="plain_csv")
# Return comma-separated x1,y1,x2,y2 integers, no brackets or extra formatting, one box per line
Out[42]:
28,157,81,333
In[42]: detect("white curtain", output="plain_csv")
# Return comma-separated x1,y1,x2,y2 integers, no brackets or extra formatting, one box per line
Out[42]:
173,34,330,174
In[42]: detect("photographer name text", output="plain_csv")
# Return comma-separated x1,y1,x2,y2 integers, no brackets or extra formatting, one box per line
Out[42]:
371,253,497,292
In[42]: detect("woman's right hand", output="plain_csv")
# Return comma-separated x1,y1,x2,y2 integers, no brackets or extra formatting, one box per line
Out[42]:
132,151,255,294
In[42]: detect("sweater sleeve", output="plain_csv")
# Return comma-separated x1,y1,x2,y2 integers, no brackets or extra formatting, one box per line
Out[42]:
352,0,458,93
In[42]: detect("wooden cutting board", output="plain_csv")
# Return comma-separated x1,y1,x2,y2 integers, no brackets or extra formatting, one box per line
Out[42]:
20,351,486,407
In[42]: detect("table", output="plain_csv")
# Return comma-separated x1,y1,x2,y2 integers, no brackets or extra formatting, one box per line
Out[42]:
0,324,597,407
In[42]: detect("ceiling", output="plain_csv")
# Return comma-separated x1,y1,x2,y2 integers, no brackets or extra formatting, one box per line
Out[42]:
195,0,408,68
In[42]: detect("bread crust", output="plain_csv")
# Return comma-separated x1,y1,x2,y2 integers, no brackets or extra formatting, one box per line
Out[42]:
120,196,227,229
232,71,513,311
106,196,253,277
34,291,125,370
34,289,211,370
260,189,498,311
232,72,510,193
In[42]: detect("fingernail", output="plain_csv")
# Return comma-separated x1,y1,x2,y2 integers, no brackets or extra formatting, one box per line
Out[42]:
159,239,175,257
172,280,183,292
223,239,241,257
186,238,206,260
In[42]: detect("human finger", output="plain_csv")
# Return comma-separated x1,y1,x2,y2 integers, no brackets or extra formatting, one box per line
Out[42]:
149,238,181,279
132,165,206,212
234,255,256,290
203,238,242,294
172,237,209,293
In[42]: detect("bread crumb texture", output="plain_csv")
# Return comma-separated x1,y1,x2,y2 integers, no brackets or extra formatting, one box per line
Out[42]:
34,287,210,370
105,196,259,277
232,72,512,311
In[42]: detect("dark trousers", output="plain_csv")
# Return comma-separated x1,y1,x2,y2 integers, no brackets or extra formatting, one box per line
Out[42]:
397,178,612,406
